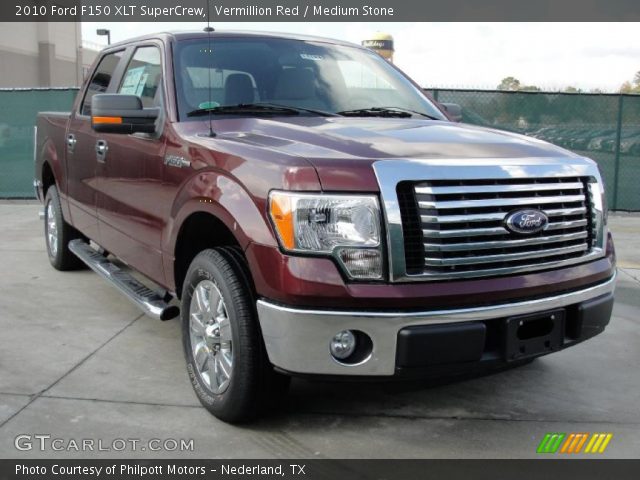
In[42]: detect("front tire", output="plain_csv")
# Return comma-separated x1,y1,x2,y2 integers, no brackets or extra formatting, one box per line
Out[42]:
44,186,85,271
181,248,290,423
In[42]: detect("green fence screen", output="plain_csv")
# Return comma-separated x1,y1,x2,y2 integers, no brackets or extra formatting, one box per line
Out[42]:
0,87,638,210
0,88,79,198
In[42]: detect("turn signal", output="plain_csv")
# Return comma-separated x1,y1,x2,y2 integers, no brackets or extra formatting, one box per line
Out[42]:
269,193,295,250
92,116,123,124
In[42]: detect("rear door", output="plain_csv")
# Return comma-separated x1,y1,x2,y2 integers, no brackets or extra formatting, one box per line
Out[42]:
95,44,168,282
66,49,126,241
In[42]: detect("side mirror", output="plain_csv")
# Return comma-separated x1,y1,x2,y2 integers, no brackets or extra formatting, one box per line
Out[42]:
441,103,463,123
91,94,159,134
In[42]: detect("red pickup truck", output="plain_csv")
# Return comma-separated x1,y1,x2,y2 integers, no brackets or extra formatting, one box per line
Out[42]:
35,31,616,422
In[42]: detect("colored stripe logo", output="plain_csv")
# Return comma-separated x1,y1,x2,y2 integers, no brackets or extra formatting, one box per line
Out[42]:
584,433,614,453
537,433,613,454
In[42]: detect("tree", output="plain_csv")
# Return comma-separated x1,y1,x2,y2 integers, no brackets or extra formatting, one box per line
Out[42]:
620,71,640,94
497,76,521,91
564,86,582,93
497,77,541,92
620,81,634,93
620,80,640,94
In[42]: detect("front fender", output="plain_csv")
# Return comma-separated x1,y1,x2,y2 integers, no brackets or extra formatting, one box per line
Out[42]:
163,170,278,256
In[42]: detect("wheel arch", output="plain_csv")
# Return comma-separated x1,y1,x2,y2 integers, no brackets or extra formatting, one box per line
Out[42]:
39,135,64,194
173,210,253,299
41,161,56,198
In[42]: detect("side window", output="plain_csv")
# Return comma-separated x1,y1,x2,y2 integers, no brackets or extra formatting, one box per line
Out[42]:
81,51,124,116
118,46,162,107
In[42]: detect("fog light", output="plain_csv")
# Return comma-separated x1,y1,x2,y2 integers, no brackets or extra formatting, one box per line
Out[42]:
330,330,356,360
337,248,383,280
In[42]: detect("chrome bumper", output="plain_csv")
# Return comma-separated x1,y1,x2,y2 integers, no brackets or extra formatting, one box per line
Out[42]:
256,273,616,376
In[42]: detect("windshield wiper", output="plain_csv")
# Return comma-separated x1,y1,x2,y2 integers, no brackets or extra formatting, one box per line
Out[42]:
337,106,439,120
187,103,339,118
379,106,441,120
255,103,339,117
187,103,301,117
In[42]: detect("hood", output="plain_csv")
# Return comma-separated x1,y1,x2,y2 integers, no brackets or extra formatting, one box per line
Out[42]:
184,117,578,191
210,116,575,159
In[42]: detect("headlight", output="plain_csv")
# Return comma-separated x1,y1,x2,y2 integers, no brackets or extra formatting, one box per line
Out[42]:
598,171,609,226
269,191,383,280
588,172,607,251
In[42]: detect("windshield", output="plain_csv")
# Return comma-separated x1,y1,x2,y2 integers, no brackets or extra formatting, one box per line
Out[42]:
173,36,446,120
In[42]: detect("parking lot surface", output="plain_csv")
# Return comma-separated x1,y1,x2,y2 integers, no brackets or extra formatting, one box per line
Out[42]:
0,202,638,458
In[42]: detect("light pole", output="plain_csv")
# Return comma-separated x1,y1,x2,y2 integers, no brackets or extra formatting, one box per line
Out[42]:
96,28,111,45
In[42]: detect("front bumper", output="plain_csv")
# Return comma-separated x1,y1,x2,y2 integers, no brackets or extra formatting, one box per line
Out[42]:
257,273,616,376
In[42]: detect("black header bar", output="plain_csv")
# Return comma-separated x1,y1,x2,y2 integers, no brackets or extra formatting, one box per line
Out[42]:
3,0,640,22
2,459,640,480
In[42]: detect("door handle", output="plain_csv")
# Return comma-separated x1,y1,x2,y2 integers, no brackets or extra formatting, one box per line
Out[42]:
66,134,77,153
95,140,108,163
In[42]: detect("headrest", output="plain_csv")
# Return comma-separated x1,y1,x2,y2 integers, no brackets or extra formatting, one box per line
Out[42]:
224,73,254,105
273,68,316,100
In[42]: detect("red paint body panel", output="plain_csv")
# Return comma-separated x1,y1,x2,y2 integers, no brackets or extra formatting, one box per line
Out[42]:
246,237,615,309
35,113,71,219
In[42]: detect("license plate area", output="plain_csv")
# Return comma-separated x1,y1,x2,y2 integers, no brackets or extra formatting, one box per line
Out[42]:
504,309,564,362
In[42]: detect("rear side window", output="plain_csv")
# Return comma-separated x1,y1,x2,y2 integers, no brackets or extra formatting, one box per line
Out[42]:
81,51,124,116
118,46,162,107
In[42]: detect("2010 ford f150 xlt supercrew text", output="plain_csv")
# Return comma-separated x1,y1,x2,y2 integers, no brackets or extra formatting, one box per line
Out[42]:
34,31,616,422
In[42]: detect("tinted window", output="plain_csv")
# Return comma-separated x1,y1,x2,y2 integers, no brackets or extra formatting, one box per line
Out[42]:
337,59,394,90
173,37,445,120
118,46,162,107
81,51,124,116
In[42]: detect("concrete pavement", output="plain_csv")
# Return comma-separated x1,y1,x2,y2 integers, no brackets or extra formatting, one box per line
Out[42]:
0,202,638,458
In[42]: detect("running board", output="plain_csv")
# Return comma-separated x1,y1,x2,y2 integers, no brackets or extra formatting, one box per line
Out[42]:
68,239,179,321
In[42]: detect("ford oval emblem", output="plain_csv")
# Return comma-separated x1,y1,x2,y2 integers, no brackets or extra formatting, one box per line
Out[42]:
505,209,549,235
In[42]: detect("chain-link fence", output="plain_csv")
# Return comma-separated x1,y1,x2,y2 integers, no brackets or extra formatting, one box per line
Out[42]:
0,87,639,210
0,88,79,198
428,89,640,211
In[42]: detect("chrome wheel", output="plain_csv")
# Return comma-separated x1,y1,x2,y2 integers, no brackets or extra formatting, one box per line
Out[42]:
189,280,233,394
46,201,58,257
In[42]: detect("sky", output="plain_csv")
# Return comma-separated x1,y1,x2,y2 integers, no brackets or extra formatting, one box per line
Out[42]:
82,22,640,92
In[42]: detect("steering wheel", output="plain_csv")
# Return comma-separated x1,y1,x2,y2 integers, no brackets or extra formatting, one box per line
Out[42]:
343,95,373,110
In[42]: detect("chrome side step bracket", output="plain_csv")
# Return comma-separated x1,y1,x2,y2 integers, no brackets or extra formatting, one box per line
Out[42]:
68,239,179,321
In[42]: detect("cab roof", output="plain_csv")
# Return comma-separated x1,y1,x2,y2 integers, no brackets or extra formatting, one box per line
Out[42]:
107,30,362,50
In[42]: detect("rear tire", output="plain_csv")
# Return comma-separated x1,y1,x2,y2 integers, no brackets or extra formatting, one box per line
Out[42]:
181,248,290,423
44,186,85,271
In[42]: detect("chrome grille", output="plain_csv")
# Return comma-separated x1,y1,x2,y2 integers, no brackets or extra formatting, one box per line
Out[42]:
407,177,594,279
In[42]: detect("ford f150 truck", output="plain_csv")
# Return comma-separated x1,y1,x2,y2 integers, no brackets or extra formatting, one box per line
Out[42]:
35,31,616,422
